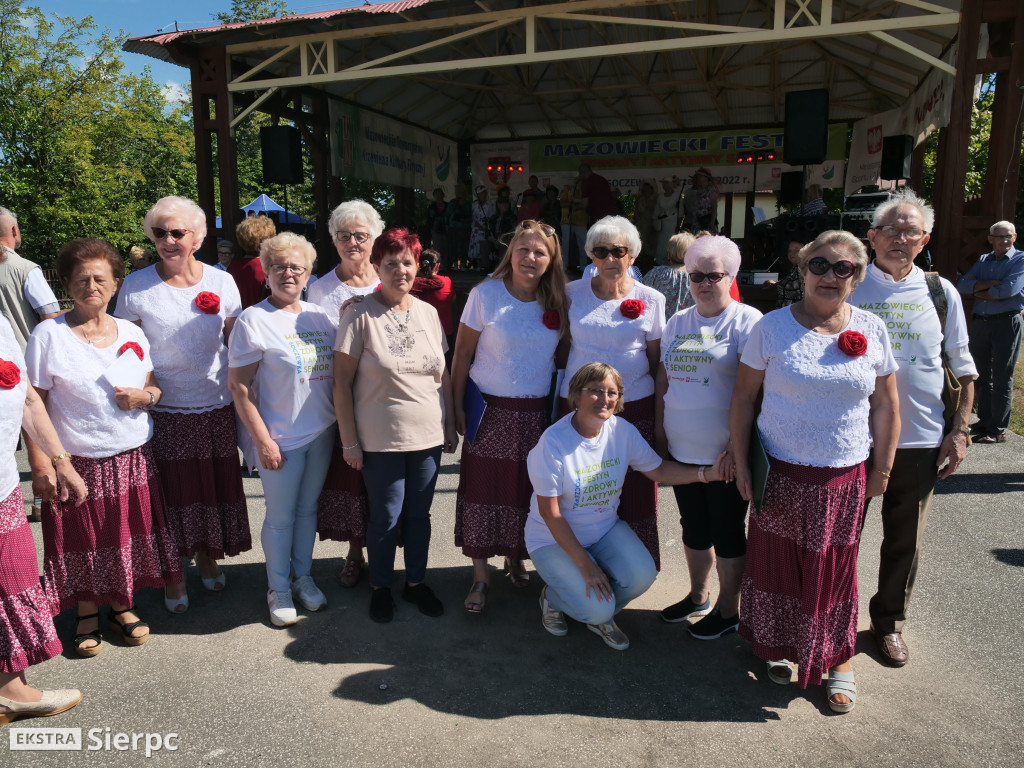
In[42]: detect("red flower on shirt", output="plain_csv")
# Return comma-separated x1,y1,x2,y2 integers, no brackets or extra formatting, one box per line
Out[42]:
0,359,20,389
837,330,868,357
619,299,645,319
195,291,221,314
118,341,144,361
542,309,561,330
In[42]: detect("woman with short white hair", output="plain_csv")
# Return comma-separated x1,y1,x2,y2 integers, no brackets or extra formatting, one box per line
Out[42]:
116,196,249,614
229,232,337,628
560,215,666,567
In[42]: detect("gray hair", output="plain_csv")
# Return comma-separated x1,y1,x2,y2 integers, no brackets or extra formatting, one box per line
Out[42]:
585,215,642,259
144,196,208,245
871,188,935,234
799,230,869,284
259,231,317,275
990,220,1016,235
328,199,384,240
0,206,17,226
683,234,741,276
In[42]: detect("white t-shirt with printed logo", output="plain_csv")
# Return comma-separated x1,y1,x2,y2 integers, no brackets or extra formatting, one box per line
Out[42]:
25,316,155,459
306,269,380,328
115,264,241,413
228,300,336,453
524,413,662,553
461,279,559,397
662,302,763,464
849,264,977,448
560,279,665,402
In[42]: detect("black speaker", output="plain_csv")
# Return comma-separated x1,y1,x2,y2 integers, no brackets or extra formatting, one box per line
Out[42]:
783,89,830,166
261,125,303,185
880,135,914,181
780,171,803,206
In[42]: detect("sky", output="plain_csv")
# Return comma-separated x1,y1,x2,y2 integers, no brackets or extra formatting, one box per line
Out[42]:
32,1,365,99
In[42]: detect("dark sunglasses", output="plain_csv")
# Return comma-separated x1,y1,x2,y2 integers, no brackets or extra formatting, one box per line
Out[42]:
689,271,726,284
807,257,856,278
152,227,191,241
519,219,556,237
591,245,630,259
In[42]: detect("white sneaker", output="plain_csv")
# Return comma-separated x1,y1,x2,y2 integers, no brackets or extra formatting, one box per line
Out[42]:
291,576,327,612
587,620,630,650
539,585,568,637
267,589,297,627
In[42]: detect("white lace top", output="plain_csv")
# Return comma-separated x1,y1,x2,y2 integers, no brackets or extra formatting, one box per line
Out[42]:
306,269,380,327
25,316,154,459
0,321,27,500
560,279,665,401
115,264,241,413
461,279,559,397
741,306,897,467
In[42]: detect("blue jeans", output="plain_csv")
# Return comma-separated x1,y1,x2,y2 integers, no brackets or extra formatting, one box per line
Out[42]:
259,426,334,592
362,447,442,588
970,312,1023,436
531,519,657,625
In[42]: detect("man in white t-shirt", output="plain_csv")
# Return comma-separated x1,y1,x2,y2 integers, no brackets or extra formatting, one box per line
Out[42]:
0,207,61,352
850,188,977,669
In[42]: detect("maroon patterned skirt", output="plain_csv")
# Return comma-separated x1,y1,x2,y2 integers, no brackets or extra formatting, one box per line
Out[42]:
316,431,370,547
559,394,660,569
150,405,251,559
0,488,61,673
738,457,866,689
42,444,184,613
455,394,548,560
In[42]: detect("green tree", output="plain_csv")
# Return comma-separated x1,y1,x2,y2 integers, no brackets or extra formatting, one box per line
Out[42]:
214,0,290,24
0,2,197,266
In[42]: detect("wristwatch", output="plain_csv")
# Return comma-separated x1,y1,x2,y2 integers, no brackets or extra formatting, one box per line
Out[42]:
951,425,972,445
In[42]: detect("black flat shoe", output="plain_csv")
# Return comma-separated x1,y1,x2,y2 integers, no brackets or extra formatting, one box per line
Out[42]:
369,587,394,623
402,583,444,617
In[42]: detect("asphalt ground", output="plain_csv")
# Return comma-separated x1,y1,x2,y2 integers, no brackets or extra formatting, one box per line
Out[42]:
6,429,1022,768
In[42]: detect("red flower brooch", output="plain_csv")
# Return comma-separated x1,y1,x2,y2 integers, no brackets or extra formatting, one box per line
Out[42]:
619,299,645,319
195,291,221,314
542,309,561,330
118,342,144,361
837,330,867,357
0,359,21,389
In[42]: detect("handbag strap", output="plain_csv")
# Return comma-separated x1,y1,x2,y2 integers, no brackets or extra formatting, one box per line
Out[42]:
924,272,951,365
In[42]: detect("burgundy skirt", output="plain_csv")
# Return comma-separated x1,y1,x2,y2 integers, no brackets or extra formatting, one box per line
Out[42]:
738,457,866,689
0,488,61,673
42,444,184,613
454,394,548,560
150,405,251,559
559,394,660,569
316,431,371,547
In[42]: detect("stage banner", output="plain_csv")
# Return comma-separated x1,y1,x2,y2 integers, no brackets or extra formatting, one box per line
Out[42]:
329,102,457,198
846,47,956,194
471,125,846,200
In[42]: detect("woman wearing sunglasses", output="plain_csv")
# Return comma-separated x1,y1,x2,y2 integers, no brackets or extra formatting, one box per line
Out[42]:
654,236,762,640
730,230,900,713
529,363,726,650
560,216,666,568
451,220,568,613
308,200,383,592
229,233,337,627
116,196,249,614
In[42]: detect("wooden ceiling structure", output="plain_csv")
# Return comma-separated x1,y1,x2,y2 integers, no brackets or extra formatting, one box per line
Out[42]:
124,0,1023,275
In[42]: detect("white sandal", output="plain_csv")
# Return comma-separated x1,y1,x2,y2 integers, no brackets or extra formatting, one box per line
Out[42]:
827,669,857,713
766,660,794,685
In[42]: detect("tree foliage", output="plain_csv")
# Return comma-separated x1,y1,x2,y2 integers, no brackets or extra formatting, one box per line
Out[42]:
214,0,290,25
0,1,197,266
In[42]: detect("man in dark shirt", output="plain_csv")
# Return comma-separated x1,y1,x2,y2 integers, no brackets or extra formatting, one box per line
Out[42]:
575,163,617,225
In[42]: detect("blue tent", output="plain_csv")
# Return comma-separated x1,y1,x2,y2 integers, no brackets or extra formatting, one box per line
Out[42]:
216,194,310,228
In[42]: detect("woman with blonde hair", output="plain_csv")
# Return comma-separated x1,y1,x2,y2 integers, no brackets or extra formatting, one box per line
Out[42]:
451,219,568,613
643,231,695,320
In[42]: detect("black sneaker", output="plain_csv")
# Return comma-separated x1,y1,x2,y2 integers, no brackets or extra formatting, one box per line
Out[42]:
688,607,739,640
369,587,394,623
660,594,711,623
402,583,444,617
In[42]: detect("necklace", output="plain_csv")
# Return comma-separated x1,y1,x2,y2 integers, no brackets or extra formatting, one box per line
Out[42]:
72,315,109,345
389,305,414,349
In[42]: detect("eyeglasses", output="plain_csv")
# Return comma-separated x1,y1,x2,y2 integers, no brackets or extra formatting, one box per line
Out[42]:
591,245,630,259
991,234,1015,241
152,227,191,241
334,231,371,244
807,257,856,278
877,226,925,242
689,271,726,284
582,387,621,400
519,220,556,237
269,264,308,276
